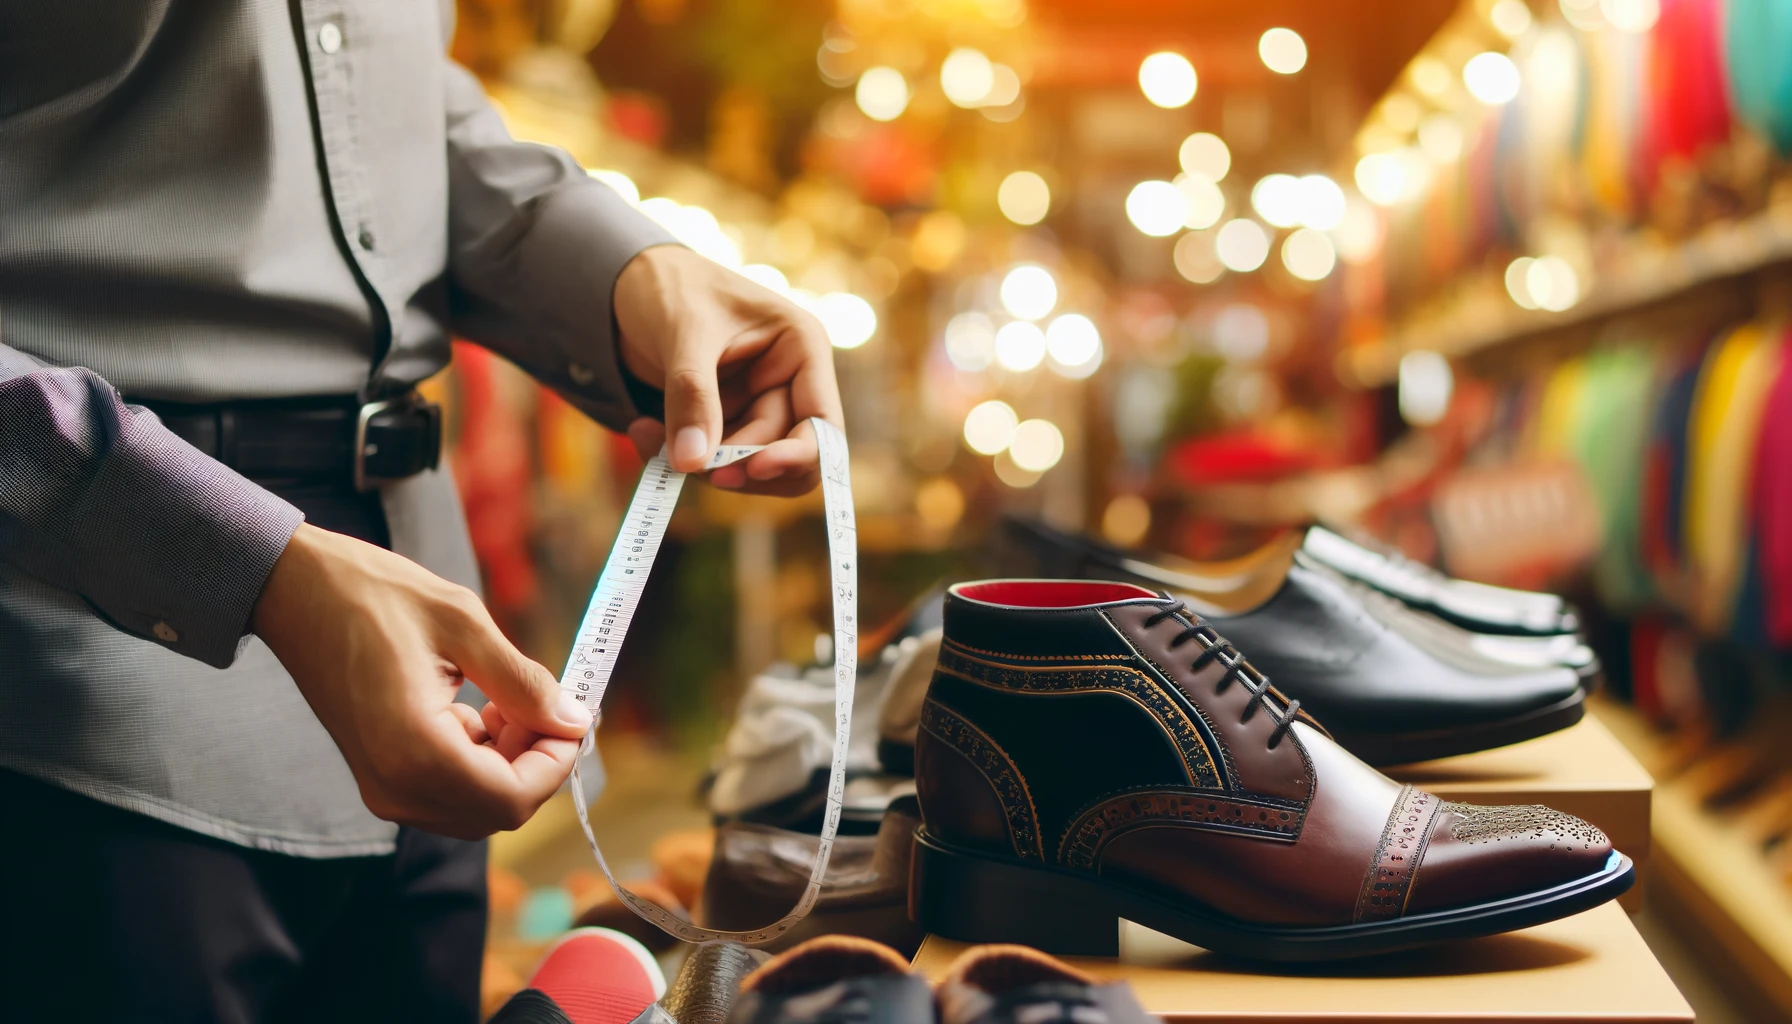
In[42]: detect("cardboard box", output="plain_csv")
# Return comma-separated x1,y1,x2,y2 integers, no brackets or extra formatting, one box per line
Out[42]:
1385,715,1652,910
913,903,1691,1023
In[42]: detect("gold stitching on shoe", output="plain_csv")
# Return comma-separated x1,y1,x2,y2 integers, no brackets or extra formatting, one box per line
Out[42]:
1058,789,1305,869
1353,786,1442,923
920,700,1045,859
935,644,1223,790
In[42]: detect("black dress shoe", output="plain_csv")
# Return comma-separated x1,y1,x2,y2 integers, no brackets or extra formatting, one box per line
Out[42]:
911,581,1632,961
936,945,1152,1024
1301,526,1579,636
998,519,1588,765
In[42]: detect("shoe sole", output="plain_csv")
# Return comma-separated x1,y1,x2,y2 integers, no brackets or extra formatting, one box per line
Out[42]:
1331,688,1587,767
911,829,1633,962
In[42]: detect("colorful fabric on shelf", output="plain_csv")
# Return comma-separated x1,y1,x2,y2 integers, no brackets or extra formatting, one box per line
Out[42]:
1725,0,1792,155
1640,339,1706,587
1576,346,1660,613
1581,24,1647,219
1684,323,1783,635
1644,0,1732,187
1752,333,1792,646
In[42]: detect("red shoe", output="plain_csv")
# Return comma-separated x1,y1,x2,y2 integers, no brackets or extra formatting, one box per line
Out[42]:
490,927,668,1024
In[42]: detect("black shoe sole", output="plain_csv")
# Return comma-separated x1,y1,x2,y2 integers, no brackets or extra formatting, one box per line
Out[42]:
1330,688,1587,767
911,829,1633,962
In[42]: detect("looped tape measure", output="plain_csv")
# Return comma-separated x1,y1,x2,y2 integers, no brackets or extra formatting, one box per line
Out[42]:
559,418,855,944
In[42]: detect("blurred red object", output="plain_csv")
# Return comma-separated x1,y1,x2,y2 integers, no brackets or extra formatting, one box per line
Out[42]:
1166,433,1319,485
452,341,539,617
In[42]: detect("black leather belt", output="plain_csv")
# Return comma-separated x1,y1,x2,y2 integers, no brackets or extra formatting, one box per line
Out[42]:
136,393,443,491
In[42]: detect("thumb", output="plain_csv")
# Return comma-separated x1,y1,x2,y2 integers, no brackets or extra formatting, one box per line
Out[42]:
447,611,591,741
663,344,724,473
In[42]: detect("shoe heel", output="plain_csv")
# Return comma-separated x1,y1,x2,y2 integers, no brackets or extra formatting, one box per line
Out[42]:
911,830,1120,956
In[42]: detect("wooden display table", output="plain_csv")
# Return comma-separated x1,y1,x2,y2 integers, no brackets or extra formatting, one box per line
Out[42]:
1385,716,1653,910
913,903,1691,1023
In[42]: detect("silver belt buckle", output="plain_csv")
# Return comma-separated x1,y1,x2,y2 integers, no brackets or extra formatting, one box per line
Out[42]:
353,396,402,493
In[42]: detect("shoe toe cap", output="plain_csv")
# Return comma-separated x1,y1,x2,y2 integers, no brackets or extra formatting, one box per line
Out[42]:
1405,802,1614,916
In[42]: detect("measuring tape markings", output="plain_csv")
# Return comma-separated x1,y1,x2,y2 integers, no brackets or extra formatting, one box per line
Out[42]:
560,418,856,944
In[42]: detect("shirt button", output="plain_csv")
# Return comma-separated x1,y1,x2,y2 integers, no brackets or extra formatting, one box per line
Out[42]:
568,362,596,385
152,621,179,643
317,21,343,54
357,225,375,251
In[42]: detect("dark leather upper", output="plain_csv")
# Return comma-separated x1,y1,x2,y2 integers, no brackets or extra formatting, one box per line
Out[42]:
1207,565,1584,736
916,581,1617,928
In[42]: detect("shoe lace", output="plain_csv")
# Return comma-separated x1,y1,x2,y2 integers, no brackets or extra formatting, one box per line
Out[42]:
1143,599,1299,750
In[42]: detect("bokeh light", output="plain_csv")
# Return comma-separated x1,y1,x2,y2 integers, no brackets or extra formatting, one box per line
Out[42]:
1215,218,1271,272
1355,152,1408,206
1176,173,1226,229
1251,174,1303,229
856,66,910,121
1045,314,1102,376
1463,52,1520,105
998,171,1051,225
1417,114,1464,163
740,264,790,294
1506,257,1539,309
1601,0,1660,32
963,400,1018,454
999,264,1058,321
1526,256,1581,311
1008,419,1065,472
1297,174,1346,231
915,476,965,532
994,320,1047,371
1102,494,1152,548
1332,196,1381,265
1174,231,1225,283
587,169,639,205
1178,133,1231,182
813,292,877,348
941,48,995,107
1281,228,1337,281
944,311,996,371
1126,180,1188,237
1410,56,1451,98
1399,351,1454,426
1138,52,1197,109
1259,28,1308,75
1492,0,1534,36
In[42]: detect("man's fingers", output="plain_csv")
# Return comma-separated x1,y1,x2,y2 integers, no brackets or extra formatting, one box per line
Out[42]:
442,598,589,742
664,348,726,472
627,418,666,462
450,702,491,746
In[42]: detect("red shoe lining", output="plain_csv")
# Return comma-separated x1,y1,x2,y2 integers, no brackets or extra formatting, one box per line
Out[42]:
954,580,1158,608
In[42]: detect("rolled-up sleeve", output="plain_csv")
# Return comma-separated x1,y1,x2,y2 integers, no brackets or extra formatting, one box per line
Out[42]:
0,349,304,668
442,62,676,432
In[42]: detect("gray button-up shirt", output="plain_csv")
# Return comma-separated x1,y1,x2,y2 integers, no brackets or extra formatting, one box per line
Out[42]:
0,0,675,855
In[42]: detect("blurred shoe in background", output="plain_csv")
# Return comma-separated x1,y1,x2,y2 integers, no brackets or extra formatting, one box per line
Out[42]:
489,927,668,1024
726,936,933,1024
936,944,1153,1024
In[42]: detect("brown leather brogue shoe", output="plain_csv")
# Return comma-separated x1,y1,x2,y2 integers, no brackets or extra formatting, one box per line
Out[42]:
910,581,1633,961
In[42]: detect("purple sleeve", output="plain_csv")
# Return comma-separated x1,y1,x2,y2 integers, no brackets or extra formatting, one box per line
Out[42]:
0,359,305,668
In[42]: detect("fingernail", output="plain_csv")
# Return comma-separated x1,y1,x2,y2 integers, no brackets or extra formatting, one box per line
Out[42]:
673,426,710,466
555,691,594,730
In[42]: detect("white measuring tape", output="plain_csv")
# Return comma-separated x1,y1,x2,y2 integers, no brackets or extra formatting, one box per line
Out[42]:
559,417,856,944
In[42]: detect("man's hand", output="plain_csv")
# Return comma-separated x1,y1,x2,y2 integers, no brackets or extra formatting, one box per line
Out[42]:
614,245,845,496
252,523,590,839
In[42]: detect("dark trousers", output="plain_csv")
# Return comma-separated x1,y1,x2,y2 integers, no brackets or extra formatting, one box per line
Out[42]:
0,482,488,1023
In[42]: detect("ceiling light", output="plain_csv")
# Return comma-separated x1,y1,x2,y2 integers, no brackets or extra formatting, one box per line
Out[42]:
1008,419,1065,472
1355,152,1408,206
1045,314,1102,376
1491,0,1534,37
1297,174,1345,230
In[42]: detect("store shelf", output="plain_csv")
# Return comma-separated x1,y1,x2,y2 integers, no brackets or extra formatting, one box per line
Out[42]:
1594,700,1792,1020
914,903,1691,1022
1344,202,1792,387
